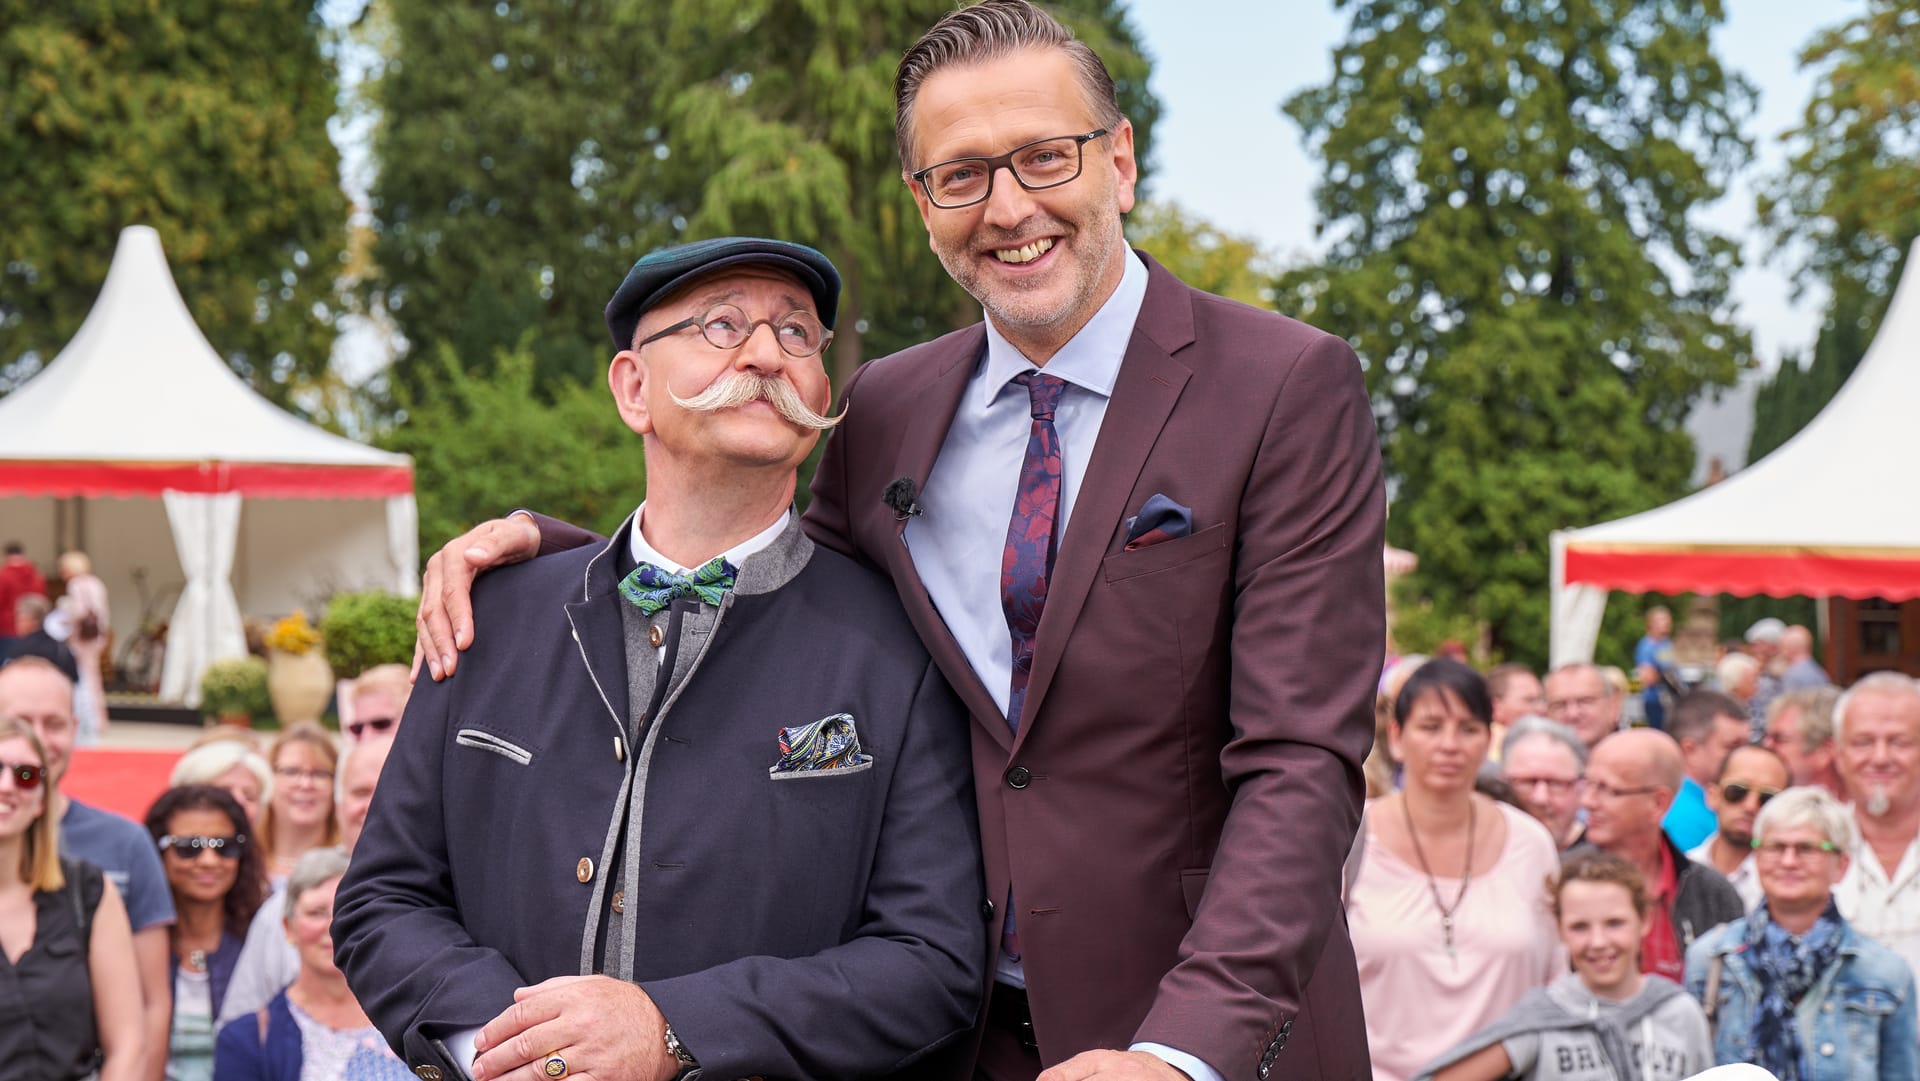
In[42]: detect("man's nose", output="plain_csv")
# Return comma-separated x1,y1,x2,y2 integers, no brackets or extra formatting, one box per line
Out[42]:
733,322,790,373
981,166,1038,229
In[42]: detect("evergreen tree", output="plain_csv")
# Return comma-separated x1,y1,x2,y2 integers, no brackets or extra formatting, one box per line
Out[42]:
1280,0,1753,667
0,1,347,405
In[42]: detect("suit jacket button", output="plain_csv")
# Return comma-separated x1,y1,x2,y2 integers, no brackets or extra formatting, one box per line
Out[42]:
982,898,995,920
648,624,664,648
612,890,626,913
415,1067,443,1081
577,857,594,883
1005,766,1031,789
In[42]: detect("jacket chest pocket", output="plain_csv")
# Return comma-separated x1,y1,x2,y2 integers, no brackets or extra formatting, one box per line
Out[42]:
1837,986,1896,1063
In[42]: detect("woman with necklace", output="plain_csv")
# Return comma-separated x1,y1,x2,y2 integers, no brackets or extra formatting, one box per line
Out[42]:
145,785,269,1081
0,715,143,1081
214,846,412,1081
1347,659,1564,1081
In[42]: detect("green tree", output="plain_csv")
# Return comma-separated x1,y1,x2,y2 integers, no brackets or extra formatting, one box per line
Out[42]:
1124,200,1274,308
368,0,1160,397
0,1,347,405
379,341,648,554
1279,0,1753,667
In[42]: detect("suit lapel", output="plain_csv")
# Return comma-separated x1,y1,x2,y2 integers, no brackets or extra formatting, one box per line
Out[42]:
1015,259,1196,748
562,527,633,732
877,327,1015,750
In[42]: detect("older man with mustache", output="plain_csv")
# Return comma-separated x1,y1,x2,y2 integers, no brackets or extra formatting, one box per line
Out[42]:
1830,671,1920,982
332,237,986,1081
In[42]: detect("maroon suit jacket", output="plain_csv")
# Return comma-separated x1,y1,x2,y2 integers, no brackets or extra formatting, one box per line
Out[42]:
805,253,1383,1079
534,252,1384,1079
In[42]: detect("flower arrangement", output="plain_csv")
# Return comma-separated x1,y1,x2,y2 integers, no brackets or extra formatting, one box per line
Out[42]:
264,609,323,655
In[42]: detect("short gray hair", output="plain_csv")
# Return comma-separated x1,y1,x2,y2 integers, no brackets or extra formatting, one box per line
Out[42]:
893,0,1125,172
283,846,352,920
170,740,274,802
1501,715,1587,769
1715,651,1760,689
1767,684,1841,751
1753,786,1856,852
1834,671,1920,744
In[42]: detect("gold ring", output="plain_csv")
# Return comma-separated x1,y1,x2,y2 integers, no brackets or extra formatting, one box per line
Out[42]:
543,1054,568,1079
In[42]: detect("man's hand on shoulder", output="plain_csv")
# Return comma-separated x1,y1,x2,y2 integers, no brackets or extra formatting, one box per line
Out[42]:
471,975,679,1081
1037,1050,1192,1081
413,513,542,683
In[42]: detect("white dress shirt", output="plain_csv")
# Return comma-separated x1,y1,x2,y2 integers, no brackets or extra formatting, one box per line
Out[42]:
1834,815,1920,983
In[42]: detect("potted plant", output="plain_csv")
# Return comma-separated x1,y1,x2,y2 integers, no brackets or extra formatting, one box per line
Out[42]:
263,610,332,724
320,590,416,679
199,657,270,727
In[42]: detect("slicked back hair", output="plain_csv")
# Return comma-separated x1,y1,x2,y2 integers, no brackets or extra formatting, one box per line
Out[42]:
894,0,1125,172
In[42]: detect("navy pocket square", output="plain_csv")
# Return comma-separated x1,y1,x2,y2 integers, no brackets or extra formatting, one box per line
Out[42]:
769,713,873,778
1124,493,1194,550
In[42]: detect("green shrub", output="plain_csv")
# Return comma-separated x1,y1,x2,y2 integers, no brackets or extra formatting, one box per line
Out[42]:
321,590,416,679
200,657,270,720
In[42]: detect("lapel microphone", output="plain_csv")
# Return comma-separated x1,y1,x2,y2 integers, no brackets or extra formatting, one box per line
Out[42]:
883,477,923,521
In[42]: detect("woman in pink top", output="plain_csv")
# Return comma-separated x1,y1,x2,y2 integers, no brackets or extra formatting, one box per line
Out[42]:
1347,659,1564,1081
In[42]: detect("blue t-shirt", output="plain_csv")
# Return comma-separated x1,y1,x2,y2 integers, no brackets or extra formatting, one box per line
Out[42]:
1662,776,1718,852
62,798,176,932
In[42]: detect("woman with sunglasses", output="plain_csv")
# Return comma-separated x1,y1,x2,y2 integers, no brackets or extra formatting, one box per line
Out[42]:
1687,787,1916,1080
1416,850,1712,1080
1688,744,1790,913
144,785,270,1081
254,725,340,884
0,716,144,1081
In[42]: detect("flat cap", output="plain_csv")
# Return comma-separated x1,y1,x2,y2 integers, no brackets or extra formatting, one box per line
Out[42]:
605,237,841,348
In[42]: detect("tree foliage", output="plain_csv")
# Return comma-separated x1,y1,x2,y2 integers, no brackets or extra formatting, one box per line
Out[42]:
0,0,347,405
378,341,648,554
368,0,1160,398
1124,200,1274,308
1280,0,1753,666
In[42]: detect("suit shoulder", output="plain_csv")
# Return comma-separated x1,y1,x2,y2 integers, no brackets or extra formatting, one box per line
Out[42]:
847,323,982,394
1187,285,1355,361
469,543,601,619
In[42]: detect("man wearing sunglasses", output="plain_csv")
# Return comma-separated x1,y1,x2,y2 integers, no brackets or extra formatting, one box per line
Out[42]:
1688,743,1790,913
335,238,986,1081
340,663,410,743
1661,690,1755,851
0,656,176,1081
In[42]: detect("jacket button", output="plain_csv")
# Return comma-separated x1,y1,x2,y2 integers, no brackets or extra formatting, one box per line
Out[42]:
1820,1043,1835,1057
649,625,664,648
415,1068,443,1081
982,898,995,920
1006,766,1031,789
577,857,594,883
612,890,626,914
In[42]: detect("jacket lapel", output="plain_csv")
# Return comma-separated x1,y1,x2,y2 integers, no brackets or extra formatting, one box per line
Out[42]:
1014,258,1196,747
562,523,633,732
876,327,1015,750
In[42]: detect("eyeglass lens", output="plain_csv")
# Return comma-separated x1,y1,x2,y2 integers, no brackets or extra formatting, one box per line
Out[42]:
916,131,1104,209
160,834,244,859
2,761,43,790
1721,783,1778,805
348,717,397,738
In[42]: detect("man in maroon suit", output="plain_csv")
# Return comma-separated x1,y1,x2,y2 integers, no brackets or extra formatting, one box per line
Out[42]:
415,4,1385,1078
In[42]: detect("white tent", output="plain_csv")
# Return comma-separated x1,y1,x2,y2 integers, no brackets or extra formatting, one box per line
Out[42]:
0,226,418,705
1550,238,1920,664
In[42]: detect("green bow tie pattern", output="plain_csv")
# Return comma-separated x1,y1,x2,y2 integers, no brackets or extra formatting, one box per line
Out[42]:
618,557,738,615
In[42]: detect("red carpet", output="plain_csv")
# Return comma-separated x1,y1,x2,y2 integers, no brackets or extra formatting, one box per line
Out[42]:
65,747,185,824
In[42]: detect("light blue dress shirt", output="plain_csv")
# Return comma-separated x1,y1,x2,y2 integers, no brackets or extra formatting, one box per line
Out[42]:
902,252,1222,1081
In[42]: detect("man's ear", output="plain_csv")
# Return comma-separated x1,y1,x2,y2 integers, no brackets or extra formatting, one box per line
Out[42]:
1107,118,1138,214
609,350,652,436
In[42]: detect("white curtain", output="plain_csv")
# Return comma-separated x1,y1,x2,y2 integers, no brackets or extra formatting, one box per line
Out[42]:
158,490,248,705
1549,530,1609,667
386,493,420,596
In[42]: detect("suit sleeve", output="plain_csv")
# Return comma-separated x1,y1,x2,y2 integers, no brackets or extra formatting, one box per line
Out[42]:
518,511,604,557
639,657,987,1080
799,359,871,562
331,661,526,1077
1133,332,1386,1065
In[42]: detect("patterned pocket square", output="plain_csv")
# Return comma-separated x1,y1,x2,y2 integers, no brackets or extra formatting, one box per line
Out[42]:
1124,492,1194,550
769,713,873,778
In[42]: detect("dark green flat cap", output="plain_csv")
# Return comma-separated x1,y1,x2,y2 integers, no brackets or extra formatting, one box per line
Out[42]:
605,236,841,348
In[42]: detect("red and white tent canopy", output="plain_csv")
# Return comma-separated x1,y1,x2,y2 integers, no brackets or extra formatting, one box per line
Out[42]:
1550,238,1920,663
0,226,417,704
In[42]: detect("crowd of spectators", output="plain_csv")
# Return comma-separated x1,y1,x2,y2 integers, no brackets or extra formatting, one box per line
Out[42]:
1364,621,1919,1080
0,651,412,1081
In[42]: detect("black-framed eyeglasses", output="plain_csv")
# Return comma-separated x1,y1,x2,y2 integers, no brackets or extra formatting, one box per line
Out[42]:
2,761,44,790
911,129,1110,209
347,716,397,740
157,834,245,860
638,303,833,359
1720,782,1780,806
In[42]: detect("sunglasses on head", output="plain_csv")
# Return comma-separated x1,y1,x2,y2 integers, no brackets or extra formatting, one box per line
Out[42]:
2,761,45,790
1720,782,1780,806
347,716,396,740
157,834,244,859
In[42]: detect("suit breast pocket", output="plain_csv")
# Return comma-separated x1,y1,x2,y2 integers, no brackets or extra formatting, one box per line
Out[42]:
455,727,537,766
1101,522,1229,583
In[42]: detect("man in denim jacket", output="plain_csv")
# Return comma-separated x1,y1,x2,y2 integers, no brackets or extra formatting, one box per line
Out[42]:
1686,787,1917,1080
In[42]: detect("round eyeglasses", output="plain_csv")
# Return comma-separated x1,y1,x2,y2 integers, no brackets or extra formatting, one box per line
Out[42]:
638,304,833,359
911,130,1110,209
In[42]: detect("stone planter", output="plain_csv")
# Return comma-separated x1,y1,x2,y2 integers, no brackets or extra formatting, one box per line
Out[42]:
266,648,333,725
